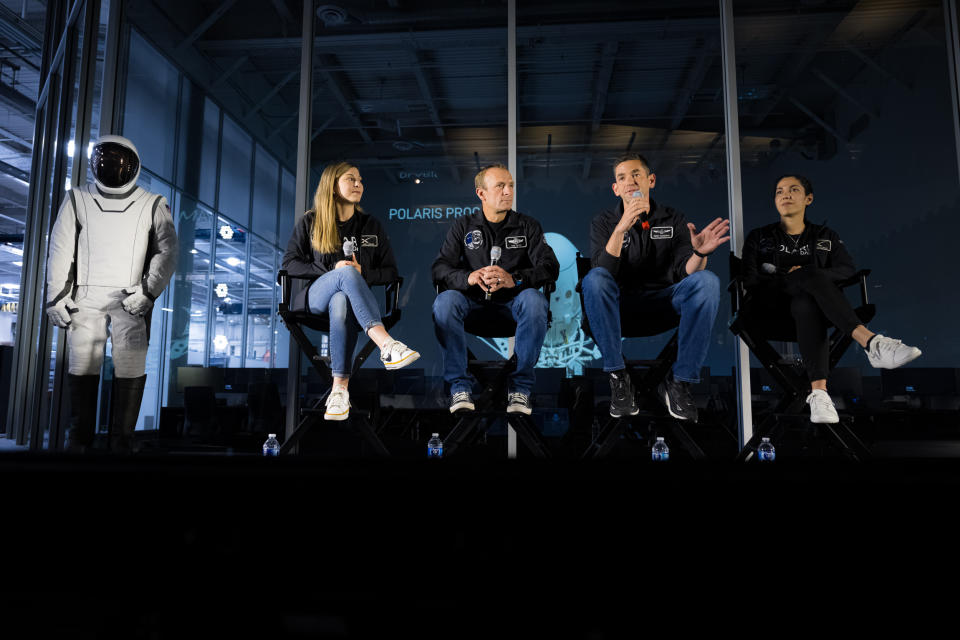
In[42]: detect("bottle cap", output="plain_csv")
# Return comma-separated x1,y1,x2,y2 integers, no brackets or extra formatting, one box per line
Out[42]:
656,436,664,441
761,437,770,442
432,433,439,437
268,433,276,438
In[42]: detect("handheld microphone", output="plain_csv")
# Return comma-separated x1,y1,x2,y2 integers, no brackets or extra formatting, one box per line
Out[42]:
343,238,356,258
485,246,502,301
761,263,777,275
632,190,651,230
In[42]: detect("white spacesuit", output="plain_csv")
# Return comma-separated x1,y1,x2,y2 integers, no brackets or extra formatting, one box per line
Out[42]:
45,135,178,453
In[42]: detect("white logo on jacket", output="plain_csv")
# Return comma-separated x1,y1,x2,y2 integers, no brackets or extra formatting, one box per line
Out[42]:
361,235,378,248
464,230,483,250
506,235,527,249
816,239,832,251
651,226,673,240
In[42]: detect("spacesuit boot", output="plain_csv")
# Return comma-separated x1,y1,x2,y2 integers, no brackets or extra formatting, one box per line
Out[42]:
66,374,100,453
110,375,146,454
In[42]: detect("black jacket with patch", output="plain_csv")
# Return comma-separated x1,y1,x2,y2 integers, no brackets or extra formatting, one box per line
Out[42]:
431,209,559,302
590,199,695,289
281,209,398,312
742,221,856,292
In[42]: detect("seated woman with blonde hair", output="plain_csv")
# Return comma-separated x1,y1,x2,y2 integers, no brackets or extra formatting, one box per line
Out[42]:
282,161,419,421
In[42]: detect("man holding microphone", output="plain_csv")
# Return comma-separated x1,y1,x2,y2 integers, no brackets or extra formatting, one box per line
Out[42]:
432,163,559,415
581,153,729,422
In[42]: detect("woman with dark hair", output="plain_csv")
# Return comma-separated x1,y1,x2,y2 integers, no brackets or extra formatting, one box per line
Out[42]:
742,174,921,424
282,162,419,421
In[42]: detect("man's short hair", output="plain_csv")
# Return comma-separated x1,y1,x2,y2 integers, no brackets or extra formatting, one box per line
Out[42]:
475,163,509,191
612,153,653,176
775,174,814,196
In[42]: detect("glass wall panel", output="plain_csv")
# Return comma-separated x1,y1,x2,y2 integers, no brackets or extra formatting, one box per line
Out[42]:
122,30,179,182
218,115,253,228
279,168,296,249
306,1,508,393
517,2,730,378
733,0,960,373
246,237,276,367
252,144,279,244
177,87,220,208
167,196,214,392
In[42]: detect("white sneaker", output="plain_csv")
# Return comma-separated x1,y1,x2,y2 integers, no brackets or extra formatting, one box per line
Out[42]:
380,340,420,370
324,387,350,421
806,389,839,424
866,334,922,370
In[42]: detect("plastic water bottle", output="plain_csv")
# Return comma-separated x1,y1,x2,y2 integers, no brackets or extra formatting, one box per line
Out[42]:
651,436,669,461
427,433,443,459
262,433,280,457
758,437,776,462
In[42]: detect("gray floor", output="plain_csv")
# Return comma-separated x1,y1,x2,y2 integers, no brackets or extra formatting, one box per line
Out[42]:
0,435,28,451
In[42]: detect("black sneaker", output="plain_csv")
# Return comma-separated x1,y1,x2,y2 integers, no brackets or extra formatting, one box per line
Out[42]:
449,391,475,414
658,375,698,423
506,392,532,415
609,370,639,418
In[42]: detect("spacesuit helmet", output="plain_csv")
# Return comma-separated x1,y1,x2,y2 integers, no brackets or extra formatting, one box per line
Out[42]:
90,135,141,195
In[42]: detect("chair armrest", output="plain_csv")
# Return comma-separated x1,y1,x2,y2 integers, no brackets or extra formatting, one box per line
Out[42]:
836,269,871,305
277,270,317,313
836,269,870,289
384,277,403,318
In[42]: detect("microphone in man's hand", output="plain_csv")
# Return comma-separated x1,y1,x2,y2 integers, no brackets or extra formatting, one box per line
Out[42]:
343,238,356,258
632,190,651,230
761,263,777,275
485,246,502,301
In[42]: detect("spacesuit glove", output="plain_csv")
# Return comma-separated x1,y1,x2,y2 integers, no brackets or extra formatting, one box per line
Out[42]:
46,297,79,328
121,284,154,316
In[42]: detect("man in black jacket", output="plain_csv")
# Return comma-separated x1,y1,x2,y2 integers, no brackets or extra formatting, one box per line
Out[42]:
582,153,729,422
432,164,560,414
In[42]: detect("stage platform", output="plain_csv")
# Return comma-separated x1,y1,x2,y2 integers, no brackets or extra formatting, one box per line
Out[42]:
2,452,957,635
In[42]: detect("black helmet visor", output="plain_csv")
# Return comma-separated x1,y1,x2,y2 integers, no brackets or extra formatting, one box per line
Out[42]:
90,142,140,189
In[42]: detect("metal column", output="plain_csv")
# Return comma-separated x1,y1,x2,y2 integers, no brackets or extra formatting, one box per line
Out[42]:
285,0,315,444
719,0,754,452
506,0,518,459
945,0,960,184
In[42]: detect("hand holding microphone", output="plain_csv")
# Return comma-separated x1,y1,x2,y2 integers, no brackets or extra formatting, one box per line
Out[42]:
336,238,361,273
484,246,502,300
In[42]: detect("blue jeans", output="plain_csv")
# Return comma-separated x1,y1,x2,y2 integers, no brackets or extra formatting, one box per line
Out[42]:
307,267,384,377
432,288,549,396
581,267,720,383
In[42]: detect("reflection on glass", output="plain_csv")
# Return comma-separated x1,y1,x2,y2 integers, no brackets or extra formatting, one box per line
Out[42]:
210,216,247,367
246,237,276,367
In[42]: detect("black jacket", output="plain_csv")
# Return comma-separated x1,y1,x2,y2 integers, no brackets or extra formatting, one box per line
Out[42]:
590,199,694,289
281,209,398,311
431,210,559,302
742,221,856,292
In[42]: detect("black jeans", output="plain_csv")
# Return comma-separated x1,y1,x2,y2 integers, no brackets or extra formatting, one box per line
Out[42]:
746,269,862,381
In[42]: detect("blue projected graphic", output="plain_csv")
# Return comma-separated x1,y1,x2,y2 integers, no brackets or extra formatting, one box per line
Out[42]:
476,232,600,376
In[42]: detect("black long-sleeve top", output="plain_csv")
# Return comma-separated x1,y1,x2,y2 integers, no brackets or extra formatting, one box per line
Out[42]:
431,209,559,302
741,221,856,292
589,199,695,289
281,209,398,311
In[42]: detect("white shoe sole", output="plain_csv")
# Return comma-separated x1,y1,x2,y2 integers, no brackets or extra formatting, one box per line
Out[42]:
809,413,840,424
384,350,420,370
506,405,532,415
661,389,695,422
870,348,922,370
450,403,474,413
324,402,350,421
609,406,640,418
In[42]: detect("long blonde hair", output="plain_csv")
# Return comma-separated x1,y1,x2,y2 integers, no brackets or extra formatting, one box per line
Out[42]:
310,161,361,253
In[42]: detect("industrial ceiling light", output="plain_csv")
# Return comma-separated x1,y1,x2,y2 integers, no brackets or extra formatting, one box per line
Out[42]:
316,4,348,26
